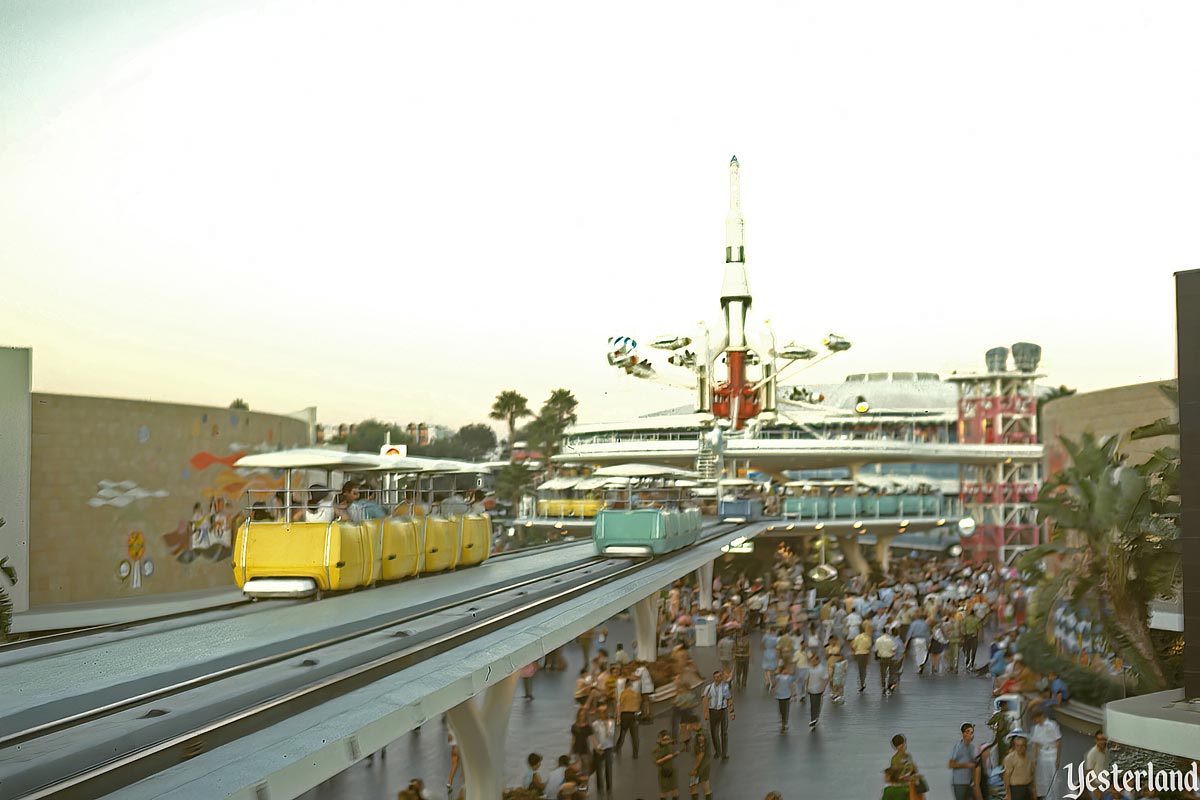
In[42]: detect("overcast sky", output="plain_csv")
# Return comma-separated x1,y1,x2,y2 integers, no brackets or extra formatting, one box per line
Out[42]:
1,1,1193,431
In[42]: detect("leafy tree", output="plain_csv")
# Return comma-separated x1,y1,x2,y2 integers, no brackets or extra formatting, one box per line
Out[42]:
453,423,498,461
0,518,16,643
345,420,413,453
490,391,532,461
229,398,250,410
1023,416,1179,692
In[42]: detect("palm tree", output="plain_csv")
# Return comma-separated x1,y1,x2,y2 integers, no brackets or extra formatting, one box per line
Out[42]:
528,389,579,477
489,391,532,461
1028,430,1179,690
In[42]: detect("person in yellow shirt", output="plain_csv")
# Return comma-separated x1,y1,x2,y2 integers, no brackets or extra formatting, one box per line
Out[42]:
852,628,873,692
616,682,642,757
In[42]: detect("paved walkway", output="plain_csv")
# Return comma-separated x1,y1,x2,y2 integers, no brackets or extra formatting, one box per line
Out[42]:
304,619,1091,800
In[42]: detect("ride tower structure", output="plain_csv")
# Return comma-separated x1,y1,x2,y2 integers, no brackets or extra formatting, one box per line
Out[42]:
710,155,760,429
947,344,1044,564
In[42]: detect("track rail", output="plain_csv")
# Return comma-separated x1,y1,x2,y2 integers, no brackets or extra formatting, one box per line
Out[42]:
6,520,752,800
0,554,607,751
15,558,640,800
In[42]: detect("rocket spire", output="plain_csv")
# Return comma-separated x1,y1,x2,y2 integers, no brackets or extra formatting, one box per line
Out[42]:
725,155,745,263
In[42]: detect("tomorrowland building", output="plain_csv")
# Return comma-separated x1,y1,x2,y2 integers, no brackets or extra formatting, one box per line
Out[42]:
550,157,1046,564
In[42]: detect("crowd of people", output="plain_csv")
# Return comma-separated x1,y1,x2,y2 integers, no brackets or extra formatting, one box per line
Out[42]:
491,549,1075,800
377,547,1107,800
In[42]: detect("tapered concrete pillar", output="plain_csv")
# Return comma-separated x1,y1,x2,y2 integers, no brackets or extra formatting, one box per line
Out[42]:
696,560,714,611
876,533,898,575
633,594,658,662
446,671,519,800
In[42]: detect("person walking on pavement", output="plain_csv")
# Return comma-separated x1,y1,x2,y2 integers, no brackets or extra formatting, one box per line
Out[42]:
906,615,931,676
948,723,982,800
732,631,751,692
701,669,734,760
689,730,713,800
761,628,780,690
852,624,873,692
962,607,983,670
520,660,538,700
655,730,682,800
773,662,797,731
716,633,734,679
944,611,962,673
590,701,616,798
1029,707,1062,800
616,679,640,758
874,627,899,694
805,650,829,729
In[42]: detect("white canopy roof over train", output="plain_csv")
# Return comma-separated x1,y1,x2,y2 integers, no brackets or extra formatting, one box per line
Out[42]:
234,449,382,470
236,448,487,475
592,463,699,479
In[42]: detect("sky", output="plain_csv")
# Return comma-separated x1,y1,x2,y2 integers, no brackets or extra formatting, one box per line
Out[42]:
1,1,1194,431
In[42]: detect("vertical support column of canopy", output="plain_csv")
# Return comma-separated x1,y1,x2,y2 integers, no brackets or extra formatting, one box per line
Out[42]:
875,539,893,576
633,594,659,662
696,560,714,612
446,671,519,800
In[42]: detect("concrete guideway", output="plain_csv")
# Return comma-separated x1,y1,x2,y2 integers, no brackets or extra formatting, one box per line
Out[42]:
102,522,766,800
0,543,598,738
1,557,631,799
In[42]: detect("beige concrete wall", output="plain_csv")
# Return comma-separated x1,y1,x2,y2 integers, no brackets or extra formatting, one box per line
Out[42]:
0,348,32,613
1042,380,1178,477
29,394,310,607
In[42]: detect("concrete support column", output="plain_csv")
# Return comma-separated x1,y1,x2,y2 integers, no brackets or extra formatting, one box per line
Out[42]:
446,671,519,800
875,534,897,575
696,560,714,612
633,594,658,662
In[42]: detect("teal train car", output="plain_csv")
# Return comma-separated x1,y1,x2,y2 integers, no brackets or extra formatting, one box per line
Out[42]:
593,507,702,556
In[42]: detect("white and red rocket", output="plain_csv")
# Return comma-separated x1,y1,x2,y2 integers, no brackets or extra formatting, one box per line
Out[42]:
606,156,850,431
709,155,761,428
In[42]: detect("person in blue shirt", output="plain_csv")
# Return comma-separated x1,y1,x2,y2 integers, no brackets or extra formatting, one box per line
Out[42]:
773,663,798,731
1047,671,1070,706
990,647,1007,678
761,629,780,690
906,616,932,675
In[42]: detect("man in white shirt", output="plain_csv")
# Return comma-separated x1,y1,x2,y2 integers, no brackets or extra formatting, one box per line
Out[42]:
590,702,617,797
702,670,735,760
1030,707,1062,800
543,755,570,799
846,609,863,639
1084,730,1109,798
874,629,899,694
304,485,335,523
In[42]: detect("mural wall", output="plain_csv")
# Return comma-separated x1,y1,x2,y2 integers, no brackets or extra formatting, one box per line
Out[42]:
29,394,311,607
0,348,32,614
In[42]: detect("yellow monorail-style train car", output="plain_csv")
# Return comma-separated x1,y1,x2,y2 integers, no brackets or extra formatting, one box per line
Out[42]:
232,449,491,598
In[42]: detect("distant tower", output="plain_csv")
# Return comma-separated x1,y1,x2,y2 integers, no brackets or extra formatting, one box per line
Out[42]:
711,156,761,429
947,344,1043,563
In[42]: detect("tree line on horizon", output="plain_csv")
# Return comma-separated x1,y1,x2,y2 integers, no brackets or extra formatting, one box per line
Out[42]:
325,389,579,512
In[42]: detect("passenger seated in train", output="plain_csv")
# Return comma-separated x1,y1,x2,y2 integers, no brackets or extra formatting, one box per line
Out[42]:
469,489,487,514
441,489,470,516
250,502,273,521
305,484,336,523
274,490,308,522
351,479,388,521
